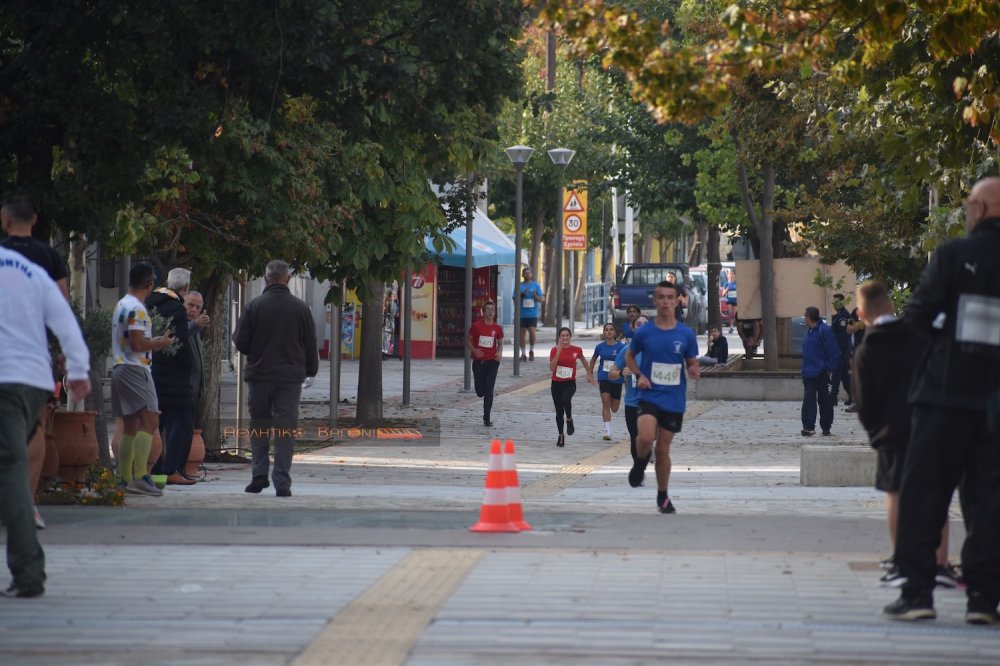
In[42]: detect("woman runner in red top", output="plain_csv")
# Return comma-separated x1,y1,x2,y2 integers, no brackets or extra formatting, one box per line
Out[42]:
467,302,503,426
549,326,596,447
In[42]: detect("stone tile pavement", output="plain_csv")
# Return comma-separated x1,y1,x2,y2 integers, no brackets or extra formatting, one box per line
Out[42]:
3,327,995,664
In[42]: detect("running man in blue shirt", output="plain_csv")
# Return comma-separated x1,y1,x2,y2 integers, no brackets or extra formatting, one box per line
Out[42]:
590,323,626,440
625,281,700,514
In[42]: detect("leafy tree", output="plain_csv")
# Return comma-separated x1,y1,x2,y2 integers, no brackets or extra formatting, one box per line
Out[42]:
2,1,526,436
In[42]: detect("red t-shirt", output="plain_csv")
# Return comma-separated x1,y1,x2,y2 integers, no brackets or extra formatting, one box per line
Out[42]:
550,345,584,381
469,320,503,361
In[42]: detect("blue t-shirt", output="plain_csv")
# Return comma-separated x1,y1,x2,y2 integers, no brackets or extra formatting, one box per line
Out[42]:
724,280,738,304
621,321,636,339
614,346,642,408
592,341,626,383
518,280,543,318
629,322,698,413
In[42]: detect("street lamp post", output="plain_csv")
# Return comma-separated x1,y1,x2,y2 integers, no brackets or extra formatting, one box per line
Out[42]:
505,145,534,377
548,148,575,333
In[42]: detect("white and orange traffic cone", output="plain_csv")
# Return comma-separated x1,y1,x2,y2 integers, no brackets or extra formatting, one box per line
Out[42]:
503,439,531,531
470,439,519,533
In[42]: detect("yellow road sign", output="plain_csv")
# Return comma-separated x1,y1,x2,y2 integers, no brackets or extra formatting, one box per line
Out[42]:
562,183,587,250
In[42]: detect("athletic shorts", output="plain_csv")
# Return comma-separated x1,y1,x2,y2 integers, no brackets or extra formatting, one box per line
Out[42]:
637,400,684,433
875,446,905,493
110,364,159,418
520,317,538,329
598,380,623,401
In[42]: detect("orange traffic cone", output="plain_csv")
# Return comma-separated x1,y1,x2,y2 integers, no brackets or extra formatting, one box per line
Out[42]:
470,439,519,532
503,439,531,531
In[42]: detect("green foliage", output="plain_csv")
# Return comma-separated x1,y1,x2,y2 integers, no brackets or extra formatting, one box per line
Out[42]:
2,0,526,300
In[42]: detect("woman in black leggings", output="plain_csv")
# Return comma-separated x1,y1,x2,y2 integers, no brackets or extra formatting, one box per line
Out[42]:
549,327,596,447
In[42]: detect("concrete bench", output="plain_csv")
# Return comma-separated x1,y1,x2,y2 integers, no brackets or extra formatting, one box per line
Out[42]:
800,444,876,487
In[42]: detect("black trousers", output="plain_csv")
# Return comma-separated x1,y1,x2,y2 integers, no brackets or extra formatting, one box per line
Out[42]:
550,381,576,434
801,374,833,432
624,405,639,463
472,360,499,420
896,405,1000,600
831,349,852,403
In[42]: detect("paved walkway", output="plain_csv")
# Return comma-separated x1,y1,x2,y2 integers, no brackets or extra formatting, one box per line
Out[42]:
3,326,995,665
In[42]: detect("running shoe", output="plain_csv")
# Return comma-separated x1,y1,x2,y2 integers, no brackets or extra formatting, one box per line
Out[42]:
556,434,565,448
602,434,611,441
884,591,936,621
801,429,816,436
966,592,1000,625
880,556,895,570
658,496,676,514
126,476,163,497
33,505,45,530
520,353,527,361
566,419,574,436
879,565,907,588
529,351,534,361
628,457,648,488
935,564,963,588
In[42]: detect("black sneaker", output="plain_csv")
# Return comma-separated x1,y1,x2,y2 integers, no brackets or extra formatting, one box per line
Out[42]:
483,418,493,427
884,591,936,621
935,564,962,589
529,351,534,361
556,434,565,447
275,488,291,497
880,556,895,570
245,476,270,493
566,419,574,436
822,430,832,436
966,592,1000,625
801,429,816,436
520,353,527,361
879,565,907,588
2,582,44,598
658,494,676,514
628,456,649,488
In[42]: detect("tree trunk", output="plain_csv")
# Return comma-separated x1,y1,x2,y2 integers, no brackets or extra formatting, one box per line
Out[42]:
707,225,722,331
543,243,557,326
198,269,232,456
356,278,384,425
530,212,543,278
733,129,779,371
758,165,778,371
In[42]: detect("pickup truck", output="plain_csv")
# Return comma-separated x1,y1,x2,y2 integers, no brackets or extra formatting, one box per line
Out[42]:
611,263,703,333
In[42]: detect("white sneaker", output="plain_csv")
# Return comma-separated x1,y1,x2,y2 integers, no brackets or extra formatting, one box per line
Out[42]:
33,505,45,530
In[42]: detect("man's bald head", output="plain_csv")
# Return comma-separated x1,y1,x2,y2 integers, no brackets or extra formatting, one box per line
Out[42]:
966,177,1000,233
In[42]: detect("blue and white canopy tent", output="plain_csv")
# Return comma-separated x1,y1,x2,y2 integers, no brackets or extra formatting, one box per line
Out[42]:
425,208,517,268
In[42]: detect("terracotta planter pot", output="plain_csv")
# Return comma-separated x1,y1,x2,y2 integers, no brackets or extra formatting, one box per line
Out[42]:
111,417,163,474
186,429,206,477
52,410,100,483
40,433,60,488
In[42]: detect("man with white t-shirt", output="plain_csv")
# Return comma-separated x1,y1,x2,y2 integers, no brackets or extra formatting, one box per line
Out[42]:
625,281,700,514
110,262,175,497
0,246,90,598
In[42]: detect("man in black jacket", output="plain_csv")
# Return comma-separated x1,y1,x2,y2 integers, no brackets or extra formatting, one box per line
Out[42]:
886,177,1000,624
234,260,318,497
830,293,852,406
146,268,196,486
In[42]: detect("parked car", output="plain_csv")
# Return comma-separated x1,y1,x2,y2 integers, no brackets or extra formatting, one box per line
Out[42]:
611,263,700,331
692,262,735,330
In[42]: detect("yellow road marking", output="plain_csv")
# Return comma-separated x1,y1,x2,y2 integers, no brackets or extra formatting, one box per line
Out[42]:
294,548,484,666
522,400,718,499
506,377,550,397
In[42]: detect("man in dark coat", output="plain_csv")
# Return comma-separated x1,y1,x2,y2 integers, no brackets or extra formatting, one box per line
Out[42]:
234,260,318,497
146,267,195,485
886,176,1000,624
